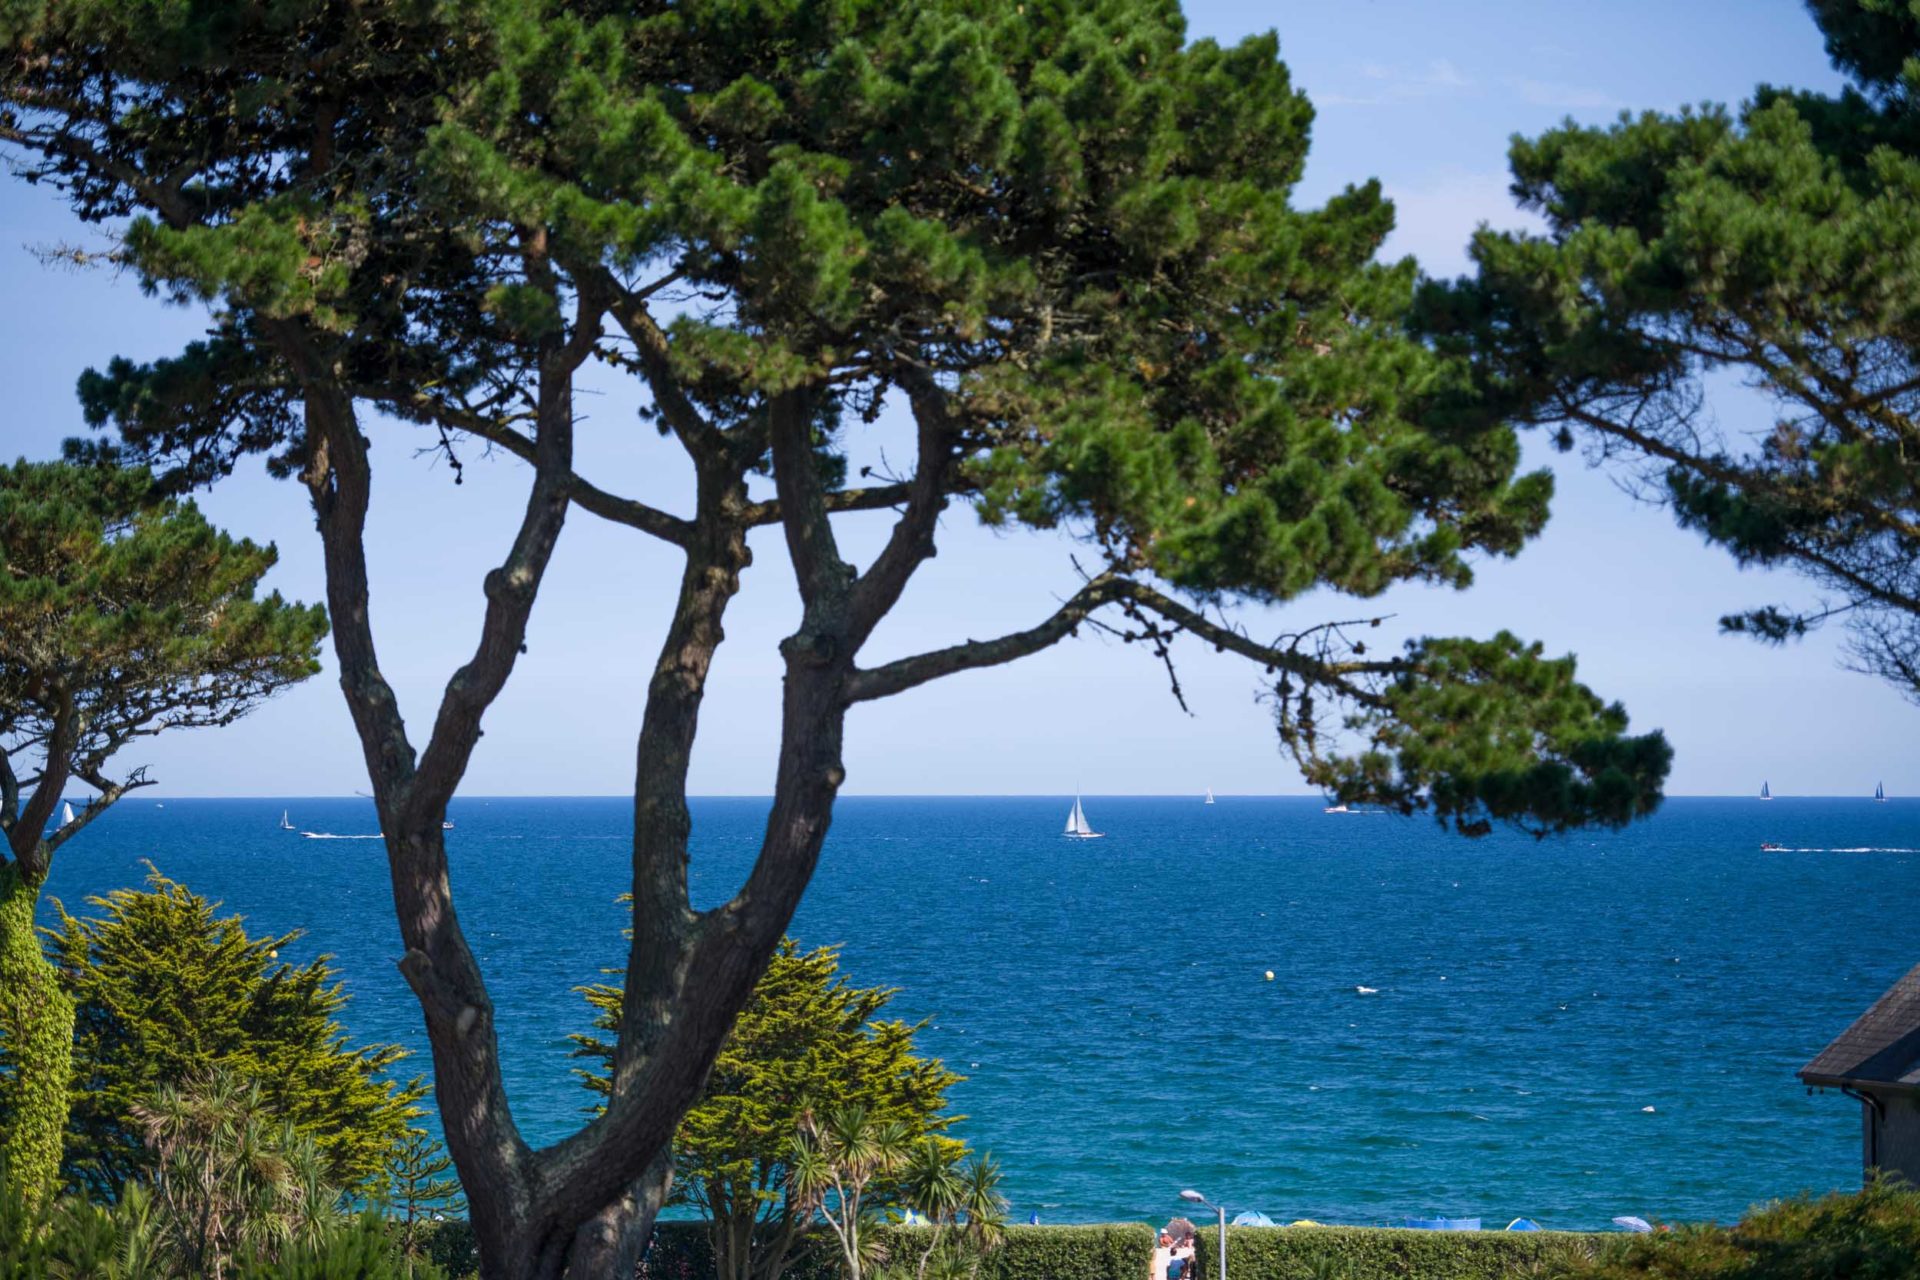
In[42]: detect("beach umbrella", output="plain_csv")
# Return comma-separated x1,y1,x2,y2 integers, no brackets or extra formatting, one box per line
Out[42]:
1165,1217,1197,1241
1611,1216,1654,1234
1504,1219,1542,1232
1231,1212,1276,1227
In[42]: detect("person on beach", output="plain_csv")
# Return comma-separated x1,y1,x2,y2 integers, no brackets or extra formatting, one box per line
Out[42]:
1151,1230,1174,1280
1169,1230,1196,1280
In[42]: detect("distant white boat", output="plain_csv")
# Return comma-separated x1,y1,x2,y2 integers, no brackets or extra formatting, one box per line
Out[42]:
442,820,455,830
1355,985,1379,995
1875,781,1887,803
1204,788,1215,805
62,801,75,827
1063,795,1103,839
1759,781,1772,801
1324,803,1351,814
279,810,295,831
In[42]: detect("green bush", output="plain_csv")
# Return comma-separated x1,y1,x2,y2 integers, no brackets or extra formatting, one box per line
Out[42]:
403,1188,1920,1280
622,1220,1152,1280
1561,1181,1920,1280
1181,1225,1611,1280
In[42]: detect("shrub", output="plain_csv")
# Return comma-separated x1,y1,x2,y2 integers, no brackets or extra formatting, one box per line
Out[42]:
1560,1180,1920,1280
1179,1225,1605,1280
51,869,422,1197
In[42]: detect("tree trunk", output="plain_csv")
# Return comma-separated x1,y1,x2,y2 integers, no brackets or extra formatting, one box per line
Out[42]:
0,857,75,1207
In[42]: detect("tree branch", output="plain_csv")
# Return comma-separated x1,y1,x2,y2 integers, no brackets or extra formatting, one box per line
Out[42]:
43,766,157,855
739,483,915,528
847,367,956,646
595,268,731,465
768,387,853,612
848,575,1398,705
395,396,696,547
407,276,601,817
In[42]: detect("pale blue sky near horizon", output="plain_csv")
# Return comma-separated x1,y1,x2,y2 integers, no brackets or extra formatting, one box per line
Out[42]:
0,0,1899,800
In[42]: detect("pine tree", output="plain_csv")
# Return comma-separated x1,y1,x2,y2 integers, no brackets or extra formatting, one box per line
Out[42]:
385,1130,467,1258
1415,0,1920,700
49,869,422,1198
0,459,325,1207
574,939,959,1280
2,1,1670,1270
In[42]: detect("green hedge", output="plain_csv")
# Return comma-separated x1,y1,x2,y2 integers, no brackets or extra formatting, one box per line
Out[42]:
1185,1225,1607,1280
418,1218,1603,1280
629,1222,1154,1280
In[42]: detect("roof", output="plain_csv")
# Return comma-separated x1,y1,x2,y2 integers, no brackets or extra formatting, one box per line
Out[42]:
1800,961,1920,1092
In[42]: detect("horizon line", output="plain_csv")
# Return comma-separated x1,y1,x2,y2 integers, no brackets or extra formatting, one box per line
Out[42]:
79,791,1909,801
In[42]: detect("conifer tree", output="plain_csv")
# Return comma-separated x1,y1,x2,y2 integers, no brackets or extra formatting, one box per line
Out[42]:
2,2,1669,1271
1415,0,1920,700
386,1129,468,1258
48,869,421,1198
0,459,325,1207
574,939,959,1280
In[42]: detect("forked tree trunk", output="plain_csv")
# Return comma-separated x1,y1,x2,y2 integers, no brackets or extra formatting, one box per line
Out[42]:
0,858,75,1208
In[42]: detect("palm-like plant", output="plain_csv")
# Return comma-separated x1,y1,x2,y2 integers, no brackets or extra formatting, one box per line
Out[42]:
131,1069,340,1280
789,1106,913,1280
891,1141,1006,1280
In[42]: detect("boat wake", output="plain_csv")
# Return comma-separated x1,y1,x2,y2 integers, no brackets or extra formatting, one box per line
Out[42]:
299,832,384,840
1762,846,1920,854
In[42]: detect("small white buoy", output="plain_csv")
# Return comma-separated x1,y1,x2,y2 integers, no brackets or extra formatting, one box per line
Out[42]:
1641,1106,1656,1113
1264,970,1275,981
1439,976,1447,981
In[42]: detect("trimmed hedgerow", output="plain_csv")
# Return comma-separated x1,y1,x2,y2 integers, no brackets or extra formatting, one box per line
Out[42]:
1184,1225,1609,1280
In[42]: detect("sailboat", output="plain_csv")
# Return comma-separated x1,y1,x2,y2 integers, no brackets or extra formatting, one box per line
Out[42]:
1204,787,1215,805
1760,781,1773,801
61,801,75,827
1063,795,1103,839
1876,781,1888,803
279,810,295,830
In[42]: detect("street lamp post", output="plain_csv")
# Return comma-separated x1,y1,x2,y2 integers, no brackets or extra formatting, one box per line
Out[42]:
1178,1190,1226,1280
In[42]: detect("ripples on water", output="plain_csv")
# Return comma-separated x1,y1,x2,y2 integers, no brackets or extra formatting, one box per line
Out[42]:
38,795,1920,1229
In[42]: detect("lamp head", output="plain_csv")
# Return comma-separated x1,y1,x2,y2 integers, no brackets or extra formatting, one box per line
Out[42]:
1179,1190,1206,1204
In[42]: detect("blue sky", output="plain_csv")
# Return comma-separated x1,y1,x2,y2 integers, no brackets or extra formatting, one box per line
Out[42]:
0,0,1895,798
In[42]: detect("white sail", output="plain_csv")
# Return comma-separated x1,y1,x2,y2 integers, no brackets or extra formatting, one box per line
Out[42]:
62,801,74,826
1064,796,1100,837
1204,788,1215,805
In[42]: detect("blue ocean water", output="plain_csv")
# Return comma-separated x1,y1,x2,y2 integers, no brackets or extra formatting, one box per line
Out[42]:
33,795,1920,1230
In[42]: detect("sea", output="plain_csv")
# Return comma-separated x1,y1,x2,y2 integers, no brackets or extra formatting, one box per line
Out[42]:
32,794,1920,1231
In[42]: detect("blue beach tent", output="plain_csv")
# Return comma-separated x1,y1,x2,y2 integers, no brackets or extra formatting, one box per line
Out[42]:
1231,1212,1276,1227
1504,1219,1542,1232
1403,1217,1481,1231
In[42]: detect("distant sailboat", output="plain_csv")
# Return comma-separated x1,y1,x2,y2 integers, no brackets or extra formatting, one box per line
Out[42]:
1063,796,1103,839
442,820,455,830
1876,781,1888,803
279,810,295,831
61,801,75,827
1760,781,1773,801
1204,788,1215,805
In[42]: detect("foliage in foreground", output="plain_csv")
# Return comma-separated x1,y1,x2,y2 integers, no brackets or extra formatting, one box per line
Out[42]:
1,1131,442,1280
577,938,961,1280
48,869,421,1198
1556,1181,1920,1280
0,458,326,1207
